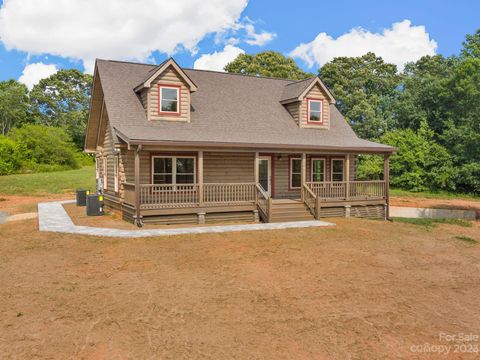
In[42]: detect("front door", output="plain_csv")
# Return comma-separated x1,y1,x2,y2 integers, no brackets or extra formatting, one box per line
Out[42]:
258,156,272,196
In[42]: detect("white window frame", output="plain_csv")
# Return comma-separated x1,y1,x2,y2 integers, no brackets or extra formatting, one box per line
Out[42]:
113,155,119,193
103,157,108,191
311,157,326,182
307,98,323,124
289,157,302,190
331,158,345,182
151,156,196,186
158,85,180,114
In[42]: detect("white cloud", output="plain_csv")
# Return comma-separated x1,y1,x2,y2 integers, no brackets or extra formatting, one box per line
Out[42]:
243,22,276,46
214,17,276,47
18,62,57,89
0,0,248,73
193,45,244,71
290,20,437,71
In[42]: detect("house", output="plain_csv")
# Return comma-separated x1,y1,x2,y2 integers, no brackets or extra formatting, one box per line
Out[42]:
85,58,394,226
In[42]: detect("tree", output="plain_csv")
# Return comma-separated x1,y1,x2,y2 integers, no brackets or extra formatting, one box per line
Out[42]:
461,28,480,58
319,52,400,140
30,69,92,149
392,55,456,133
357,121,456,192
0,80,29,135
224,51,313,80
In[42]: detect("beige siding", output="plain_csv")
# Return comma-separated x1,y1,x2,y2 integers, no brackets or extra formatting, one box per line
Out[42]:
285,101,300,125
204,152,254,183
145,66,190,122
119,151,357,200
299,84,330,129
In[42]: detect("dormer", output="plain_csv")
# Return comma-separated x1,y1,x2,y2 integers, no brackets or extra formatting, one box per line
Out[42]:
134,58,197,122
281,77,335,129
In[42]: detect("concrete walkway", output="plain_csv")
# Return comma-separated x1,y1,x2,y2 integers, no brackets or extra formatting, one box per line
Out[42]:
38,200,335,238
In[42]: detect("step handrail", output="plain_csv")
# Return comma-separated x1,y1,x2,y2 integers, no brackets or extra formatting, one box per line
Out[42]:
302,183,318,218
255,183,270,222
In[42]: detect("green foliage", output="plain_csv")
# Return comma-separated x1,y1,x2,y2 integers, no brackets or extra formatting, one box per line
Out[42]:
0,136,22,175
319,52,400,139
461,29,480,58
455,235,478,244
30,69,92,149
224,51,313,80
357,122,456,192
392,217,472,228
0,80,29,135
8,124,82,172
0,166,95,195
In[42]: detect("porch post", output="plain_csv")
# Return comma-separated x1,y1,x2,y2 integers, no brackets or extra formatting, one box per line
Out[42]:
345,154,350,201
301,153,306,201
384,154,390,220
254,152,259,184
198,151,204,206
134,144,142,226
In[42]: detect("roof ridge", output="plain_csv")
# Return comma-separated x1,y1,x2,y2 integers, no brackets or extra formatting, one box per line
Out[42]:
284,77,316,87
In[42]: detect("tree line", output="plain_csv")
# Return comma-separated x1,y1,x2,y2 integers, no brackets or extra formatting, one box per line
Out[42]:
225,30,480,194
0,70,92,175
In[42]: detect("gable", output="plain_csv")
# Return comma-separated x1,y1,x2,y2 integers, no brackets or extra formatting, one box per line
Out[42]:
139,65,191,122
299,83,330,129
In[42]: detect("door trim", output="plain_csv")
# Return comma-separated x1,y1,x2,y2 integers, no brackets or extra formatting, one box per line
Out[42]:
258,155,272,197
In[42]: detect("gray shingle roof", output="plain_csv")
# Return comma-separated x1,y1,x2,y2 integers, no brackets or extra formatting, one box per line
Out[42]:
95,59,393,153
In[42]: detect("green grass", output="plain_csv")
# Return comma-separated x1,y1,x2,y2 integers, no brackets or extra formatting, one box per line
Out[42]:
455,235,478,244
391,217,473,228
390,188,480,201
0,166,95,196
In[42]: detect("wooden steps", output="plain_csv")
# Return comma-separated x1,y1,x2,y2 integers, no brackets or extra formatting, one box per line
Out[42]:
269,199,314,223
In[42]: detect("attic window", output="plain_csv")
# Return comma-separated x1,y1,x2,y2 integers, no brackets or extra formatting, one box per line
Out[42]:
158,85,180,115
307,98,323,124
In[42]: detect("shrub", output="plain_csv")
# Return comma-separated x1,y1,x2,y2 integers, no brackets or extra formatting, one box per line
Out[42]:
8,124,81,172
357,121,456,192
0,136,22,175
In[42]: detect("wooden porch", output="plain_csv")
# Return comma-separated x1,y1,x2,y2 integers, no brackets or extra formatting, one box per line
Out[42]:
113,148,390,226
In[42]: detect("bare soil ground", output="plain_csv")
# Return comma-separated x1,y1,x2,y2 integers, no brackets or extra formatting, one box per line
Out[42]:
1,215,479,359
0,194,72,215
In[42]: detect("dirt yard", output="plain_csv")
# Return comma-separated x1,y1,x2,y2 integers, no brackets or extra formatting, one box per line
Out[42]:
1,215,479,359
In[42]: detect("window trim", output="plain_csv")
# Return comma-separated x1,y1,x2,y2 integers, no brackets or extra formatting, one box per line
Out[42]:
113,155,119,193
95,157,99,180
331,158,345,182
158,84,181,116
310,157,326,182
103,156,108,191
306,98,324,124
151,155,196,186
289,156,302,190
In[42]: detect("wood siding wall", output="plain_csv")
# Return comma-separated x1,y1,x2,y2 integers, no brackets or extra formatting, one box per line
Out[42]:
299,84,330,129
118,150,357,200
143,67,191,122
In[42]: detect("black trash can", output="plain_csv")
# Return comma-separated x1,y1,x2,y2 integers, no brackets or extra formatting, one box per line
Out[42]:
76,189,88,206
86,194,104,216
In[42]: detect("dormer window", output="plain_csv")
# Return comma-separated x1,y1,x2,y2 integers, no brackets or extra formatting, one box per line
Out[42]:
307,98,323,124
158,84,180,115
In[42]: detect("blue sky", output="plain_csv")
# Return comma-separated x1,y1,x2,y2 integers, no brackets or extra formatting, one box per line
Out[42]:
0,0,478,88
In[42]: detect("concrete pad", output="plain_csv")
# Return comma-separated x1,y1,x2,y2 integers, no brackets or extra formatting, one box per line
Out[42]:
38,200,335,238
0,211,8,224
390,206,477,220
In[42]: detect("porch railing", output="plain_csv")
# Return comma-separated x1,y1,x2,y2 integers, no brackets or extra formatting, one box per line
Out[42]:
301,184,317,217
255,184,270,222
203,183,256,205
305,180,386,200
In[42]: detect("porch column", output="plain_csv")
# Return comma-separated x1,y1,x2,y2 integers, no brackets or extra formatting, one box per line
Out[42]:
198,151,204,206
301,153,306,201
345,154,350,201
254,152,259,184
384,154,390,220
134,144,142,226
